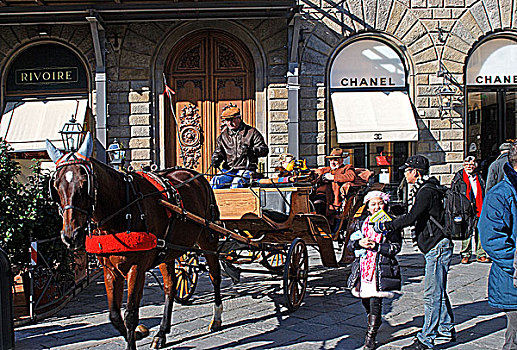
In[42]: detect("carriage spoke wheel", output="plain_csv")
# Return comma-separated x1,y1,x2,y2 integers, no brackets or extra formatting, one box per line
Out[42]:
283,238,309,312
262,249,287,273
174,252,199,304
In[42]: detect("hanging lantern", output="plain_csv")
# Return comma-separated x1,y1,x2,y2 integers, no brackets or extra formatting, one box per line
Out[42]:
59,116,85,152
107,138,126,168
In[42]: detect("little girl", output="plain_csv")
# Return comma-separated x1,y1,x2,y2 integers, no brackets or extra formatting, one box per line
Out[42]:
348,190,402,350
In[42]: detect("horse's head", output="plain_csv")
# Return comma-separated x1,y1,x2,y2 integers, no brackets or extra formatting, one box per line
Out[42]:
46,132,94,250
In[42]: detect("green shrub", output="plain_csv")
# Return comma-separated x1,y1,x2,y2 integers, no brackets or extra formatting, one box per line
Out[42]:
0,138,66,273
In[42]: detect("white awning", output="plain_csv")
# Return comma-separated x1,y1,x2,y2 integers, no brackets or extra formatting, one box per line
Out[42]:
0,99,88,152
331,91,418,143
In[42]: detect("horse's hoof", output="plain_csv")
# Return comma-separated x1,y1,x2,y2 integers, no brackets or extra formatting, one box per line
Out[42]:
135,324,150,341
150,336,166,349
208,320,222,332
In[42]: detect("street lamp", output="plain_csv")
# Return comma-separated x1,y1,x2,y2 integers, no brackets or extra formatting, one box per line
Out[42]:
107,138,126,169
59,116,84,152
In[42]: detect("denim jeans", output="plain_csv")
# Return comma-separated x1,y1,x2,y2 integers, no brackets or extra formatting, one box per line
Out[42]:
416,237,454,348
210,170,251,189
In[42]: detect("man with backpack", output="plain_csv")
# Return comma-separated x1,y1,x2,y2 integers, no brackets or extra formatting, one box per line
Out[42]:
451,156,489,264
373,155,454,349
478,141,517,350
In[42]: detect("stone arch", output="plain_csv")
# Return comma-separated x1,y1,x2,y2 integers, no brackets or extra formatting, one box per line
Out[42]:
443,0,517,79
151,21,268,167
0,28,95,106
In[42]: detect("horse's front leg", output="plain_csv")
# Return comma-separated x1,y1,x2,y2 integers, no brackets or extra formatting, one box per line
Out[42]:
125,265,146,350
151,262,176,349
103,264,127,340
204,252,223,332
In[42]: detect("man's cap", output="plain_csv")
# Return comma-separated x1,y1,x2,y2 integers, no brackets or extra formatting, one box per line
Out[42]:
279,153,294,162
399,155,430,171
221,104,241,119
500,142,513,152
325,148,348,159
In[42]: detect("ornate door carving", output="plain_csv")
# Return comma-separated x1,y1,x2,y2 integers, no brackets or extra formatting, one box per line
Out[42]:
165,31,255,173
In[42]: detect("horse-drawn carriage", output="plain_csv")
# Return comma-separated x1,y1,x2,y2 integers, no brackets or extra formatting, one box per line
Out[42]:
46,132,371,350
171,182,368,311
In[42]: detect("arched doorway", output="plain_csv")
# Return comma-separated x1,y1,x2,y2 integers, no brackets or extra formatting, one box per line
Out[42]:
165,30,255,172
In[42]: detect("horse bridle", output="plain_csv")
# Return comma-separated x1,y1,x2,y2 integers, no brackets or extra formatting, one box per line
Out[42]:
51,158,96,221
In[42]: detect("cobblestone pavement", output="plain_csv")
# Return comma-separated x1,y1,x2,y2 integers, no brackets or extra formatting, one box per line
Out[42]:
15,240,502,349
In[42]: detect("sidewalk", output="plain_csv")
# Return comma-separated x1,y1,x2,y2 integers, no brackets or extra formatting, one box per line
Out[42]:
15,240,503,349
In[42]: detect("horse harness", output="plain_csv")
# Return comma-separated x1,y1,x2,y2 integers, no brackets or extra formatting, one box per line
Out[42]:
51,155,217,257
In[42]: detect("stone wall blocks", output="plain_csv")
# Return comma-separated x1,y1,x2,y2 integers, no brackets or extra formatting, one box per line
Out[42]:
376,0,393,31
451,140,464,151
469,3,492,33
130,81,151,92
441,47,467,63
318,121,326,133
416,96,430,107
270,111,288,121
416,61,439,74
129,137,151,149
129,91,150,103
109,81,130,93
269,88,289,99
120,50,152,68
437,141,452,151
69,25,90,46
119,68,150,81
413,47,438,64
446,34,471,53
130,103,150,114
385,3,407,34
107,93,119,104
130,160,152,170
317,110,326,121
300,121,317,133
128,23,163,43
408,34,434,55
263,29,288,53
122,31,155,56
433,8,452,18
108,126,130,138
432,164,451,173
270,99,288,111
416,74,430,85
411,0,428,9
348,0,365,31
363,0,378,27
131,149,151,161
270,134,288,144
300,98,317,111
300,133,318,144
428,0,443,7
268,48,288,64
108,103,130,115
429,96,442,108
131,125,151,137
417,142,431,152
444,0,465,7
441,60,463,74
129,114,151,126
441,129,464,140
300,87,318,99
270,122,288,133
395,14,418,39
439,174,454,184
300,144,317,156
269,64,288,78
484,0,502,28
305,33,333,55
445,151,464,162
451,162,464,173
302,47,329,66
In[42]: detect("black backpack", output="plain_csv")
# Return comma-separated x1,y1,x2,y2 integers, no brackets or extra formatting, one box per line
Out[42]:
423,184,476,240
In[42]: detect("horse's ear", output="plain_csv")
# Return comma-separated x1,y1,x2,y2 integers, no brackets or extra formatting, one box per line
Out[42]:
77,132,93,159
46,139,64,163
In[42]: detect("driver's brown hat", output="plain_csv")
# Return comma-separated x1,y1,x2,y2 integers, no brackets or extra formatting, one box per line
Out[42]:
221,105,241,119
325,148,347,159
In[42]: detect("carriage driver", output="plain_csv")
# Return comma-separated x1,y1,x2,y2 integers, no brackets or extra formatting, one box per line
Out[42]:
210,104,269,189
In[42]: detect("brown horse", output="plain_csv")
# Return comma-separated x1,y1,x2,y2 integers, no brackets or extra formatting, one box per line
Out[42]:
46,133,222,350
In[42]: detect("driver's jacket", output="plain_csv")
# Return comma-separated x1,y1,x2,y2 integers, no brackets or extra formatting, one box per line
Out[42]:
211,122,269,172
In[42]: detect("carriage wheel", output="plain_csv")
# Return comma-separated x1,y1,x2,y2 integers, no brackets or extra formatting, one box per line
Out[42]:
261,249,287,273
174,252,199,304
283,238,309,312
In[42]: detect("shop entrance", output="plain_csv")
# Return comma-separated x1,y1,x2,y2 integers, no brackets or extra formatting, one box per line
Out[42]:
466,88,517,173
165,30,255,173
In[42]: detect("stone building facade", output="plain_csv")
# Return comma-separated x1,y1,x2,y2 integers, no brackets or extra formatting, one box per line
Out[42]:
0,1,516,186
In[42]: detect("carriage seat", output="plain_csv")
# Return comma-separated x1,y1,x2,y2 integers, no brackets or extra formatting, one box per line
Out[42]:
259,189,292,223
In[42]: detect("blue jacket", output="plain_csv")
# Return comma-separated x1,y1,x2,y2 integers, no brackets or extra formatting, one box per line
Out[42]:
478,163,517,309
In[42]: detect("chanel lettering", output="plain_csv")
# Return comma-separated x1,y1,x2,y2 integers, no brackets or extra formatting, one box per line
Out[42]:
475,75,517,84
340,77,396,87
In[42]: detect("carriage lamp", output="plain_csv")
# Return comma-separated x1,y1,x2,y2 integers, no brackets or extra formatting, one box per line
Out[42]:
59,116,85,152
107,138,126,168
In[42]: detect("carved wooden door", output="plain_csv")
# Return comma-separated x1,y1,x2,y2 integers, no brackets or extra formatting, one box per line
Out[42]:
165,31,255,173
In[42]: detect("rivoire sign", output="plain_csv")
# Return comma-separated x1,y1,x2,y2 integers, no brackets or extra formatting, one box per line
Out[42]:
15,67,78,85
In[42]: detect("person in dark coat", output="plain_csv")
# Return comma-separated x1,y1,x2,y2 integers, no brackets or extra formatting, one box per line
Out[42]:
348,190,402,350
373,155,454,350
210,104,269,189
451,156,489,264
479,140,517,350
486,142,512,191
